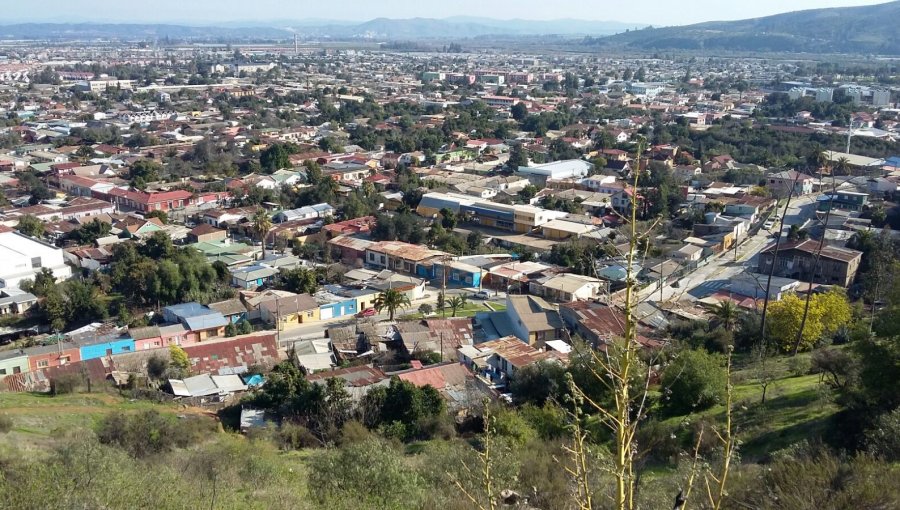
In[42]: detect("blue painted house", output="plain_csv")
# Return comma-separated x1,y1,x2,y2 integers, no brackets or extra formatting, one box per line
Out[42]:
64,322,135,362
432,259,483,288
315,288,358,321
79,336,135,361
230,265,279,290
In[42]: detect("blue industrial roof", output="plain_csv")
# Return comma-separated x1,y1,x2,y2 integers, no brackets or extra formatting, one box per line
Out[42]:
163,302,208,319
183,312,228,331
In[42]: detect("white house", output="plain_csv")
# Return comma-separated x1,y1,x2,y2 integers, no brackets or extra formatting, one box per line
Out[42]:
529,273,605,302
517,159,594,184
0,230,72,289
580,174,618,191
273,203,335,223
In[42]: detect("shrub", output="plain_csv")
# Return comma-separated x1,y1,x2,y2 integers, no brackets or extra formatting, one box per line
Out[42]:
380,421,409,442
519,403,567,440
418,303,433,315
787,355,811,377
338,420,372,445
865,408,900,461
51,373,82,395
0,414,12,433
146,354,168,380
491,406,537,445
277,422,320,449
309,438,425,508
96,410,210,458
414,414,456,441
169,345,190,372
660,348,727,416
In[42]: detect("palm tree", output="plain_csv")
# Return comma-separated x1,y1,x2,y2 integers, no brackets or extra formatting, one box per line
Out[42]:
252,208,273,260
447,296,465,317
711,300,739,332
835,156,851,176
374,288,410,321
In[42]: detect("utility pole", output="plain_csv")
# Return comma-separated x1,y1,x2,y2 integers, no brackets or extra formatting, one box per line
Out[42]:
659,263,665,302
760,172,803,346
440,254,449,318
734,230,739,262
274,295,281,346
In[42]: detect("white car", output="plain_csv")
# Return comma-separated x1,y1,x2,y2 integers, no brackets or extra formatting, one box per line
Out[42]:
763,220,775,230
473,291,491,300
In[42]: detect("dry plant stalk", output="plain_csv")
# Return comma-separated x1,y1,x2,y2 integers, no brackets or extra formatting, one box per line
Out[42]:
680,347,736,510
450,402,497,510
564,375,593,510
567,139,656,510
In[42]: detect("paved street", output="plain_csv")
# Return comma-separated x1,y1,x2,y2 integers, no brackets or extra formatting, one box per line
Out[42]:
640,194,821,304
274,285,506,346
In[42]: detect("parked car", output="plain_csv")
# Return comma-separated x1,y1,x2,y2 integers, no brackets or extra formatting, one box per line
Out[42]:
356,308,377,318
763,220,775,230
473,290,491,300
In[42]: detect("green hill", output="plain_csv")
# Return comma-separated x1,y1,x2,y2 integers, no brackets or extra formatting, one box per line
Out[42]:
595,1,900,54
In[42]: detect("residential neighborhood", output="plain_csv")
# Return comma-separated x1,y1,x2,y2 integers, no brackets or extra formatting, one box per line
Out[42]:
0,3,899,508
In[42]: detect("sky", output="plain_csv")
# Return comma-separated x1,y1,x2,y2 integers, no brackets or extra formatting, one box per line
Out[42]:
2,0,891,26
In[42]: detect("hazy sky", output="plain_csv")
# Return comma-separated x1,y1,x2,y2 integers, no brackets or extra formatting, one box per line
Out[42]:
3,0,890,25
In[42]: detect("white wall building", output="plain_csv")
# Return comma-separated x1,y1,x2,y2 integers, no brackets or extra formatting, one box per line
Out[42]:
0,230,72,289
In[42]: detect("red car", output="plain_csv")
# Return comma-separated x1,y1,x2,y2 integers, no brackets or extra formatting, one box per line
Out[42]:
356,308,377,318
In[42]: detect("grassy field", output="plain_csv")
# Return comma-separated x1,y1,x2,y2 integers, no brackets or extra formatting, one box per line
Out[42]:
0,391,217,454
405,302,505,319
658,350,839,462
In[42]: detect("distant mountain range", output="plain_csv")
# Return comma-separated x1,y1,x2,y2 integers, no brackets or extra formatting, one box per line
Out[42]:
1,2,898,55
0,17,641,41
595,1,900,54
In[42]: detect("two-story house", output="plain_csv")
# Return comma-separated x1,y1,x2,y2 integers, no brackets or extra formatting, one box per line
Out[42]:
758,239,862,287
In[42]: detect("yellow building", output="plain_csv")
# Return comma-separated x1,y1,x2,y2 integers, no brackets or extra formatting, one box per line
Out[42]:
259,294,320,331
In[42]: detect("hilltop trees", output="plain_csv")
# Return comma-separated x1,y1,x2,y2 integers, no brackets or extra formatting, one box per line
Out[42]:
108,234,229,309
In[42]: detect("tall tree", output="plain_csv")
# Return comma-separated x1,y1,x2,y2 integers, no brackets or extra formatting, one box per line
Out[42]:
16,215,45,238
252,208,273,260
711,300,739,332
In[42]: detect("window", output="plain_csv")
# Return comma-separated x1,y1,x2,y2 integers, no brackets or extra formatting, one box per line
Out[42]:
0,369,6,375
60,356,70,365
369,252,375,261
380,256,386,264
12,367,20,374
122,346,131,352
211,354,219,361
307,311,314,318
31,257,42,269
37,360,49,368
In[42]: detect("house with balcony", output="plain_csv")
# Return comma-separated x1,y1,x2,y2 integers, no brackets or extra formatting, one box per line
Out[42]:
758,239,862,287
817,191,869,212
364,240,444,278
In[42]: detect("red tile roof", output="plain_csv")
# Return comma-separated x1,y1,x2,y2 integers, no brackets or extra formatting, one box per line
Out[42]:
182,333,280,375
395,362,472,390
